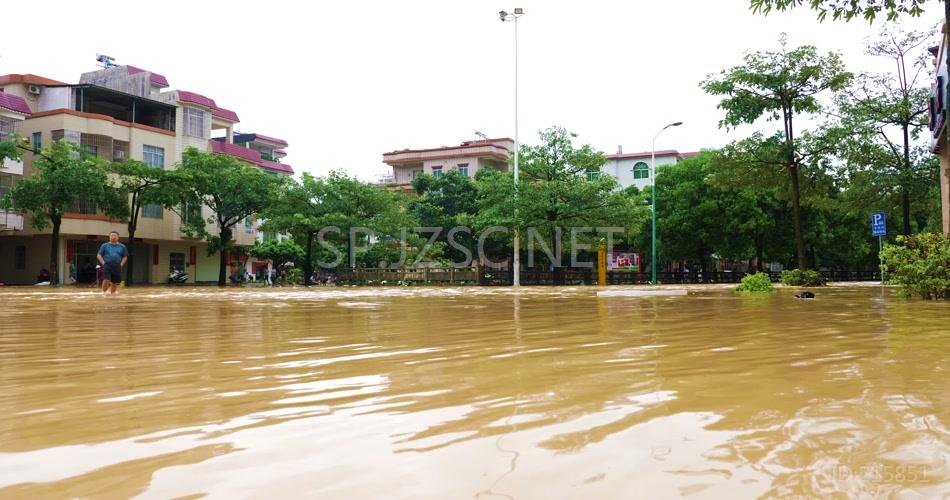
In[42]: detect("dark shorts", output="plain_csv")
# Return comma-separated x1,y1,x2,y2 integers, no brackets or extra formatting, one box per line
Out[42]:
103,263,122,283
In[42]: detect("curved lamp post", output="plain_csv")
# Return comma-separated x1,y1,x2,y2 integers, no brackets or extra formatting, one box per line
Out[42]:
651,121,682,285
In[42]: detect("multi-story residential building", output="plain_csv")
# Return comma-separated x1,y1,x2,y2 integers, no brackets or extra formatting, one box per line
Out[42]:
929,28,950,234
599,148,697,190
0,64,293,285
0,83,33,237
381,137,513,190
381,137,696,192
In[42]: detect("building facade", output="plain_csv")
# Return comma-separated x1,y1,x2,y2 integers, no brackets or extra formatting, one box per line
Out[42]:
930,26,950,235
0,65,293,285
381,137,695,193
381,138,513,189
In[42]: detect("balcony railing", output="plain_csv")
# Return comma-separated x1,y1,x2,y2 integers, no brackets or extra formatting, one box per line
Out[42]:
0,209,24,231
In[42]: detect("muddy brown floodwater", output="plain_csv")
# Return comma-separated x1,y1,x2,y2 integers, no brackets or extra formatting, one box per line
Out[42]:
0,285,948,498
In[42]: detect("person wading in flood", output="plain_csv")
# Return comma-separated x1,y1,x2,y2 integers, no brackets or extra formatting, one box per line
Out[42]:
97,231,128,294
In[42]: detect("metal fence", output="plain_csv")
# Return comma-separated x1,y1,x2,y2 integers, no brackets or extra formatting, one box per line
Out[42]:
331,267,881,286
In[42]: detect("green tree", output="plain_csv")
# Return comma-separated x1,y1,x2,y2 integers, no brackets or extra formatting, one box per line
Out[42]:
0,139,19,165
1,140,127,284
249,239,304,280
409,170,478,263
475,127,645,282
834,26,935,235
175,148,285,286
702,37,852,269
111,159,178,285
289,171,416,270
749,0,927,22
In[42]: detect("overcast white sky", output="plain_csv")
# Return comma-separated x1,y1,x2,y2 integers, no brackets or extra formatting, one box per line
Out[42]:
0,1,943,181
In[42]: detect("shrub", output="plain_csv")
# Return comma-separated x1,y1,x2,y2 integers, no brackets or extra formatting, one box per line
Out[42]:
780,269,826,287
880,233,950,299
737,272,774,293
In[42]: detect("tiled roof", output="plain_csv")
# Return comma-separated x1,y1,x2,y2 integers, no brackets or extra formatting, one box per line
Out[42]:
606,149,680,160
0,92,31,115
210,141,293,175
178,90,239,122
0,74,67,86
252,133,288,146
126,65,170,87
212,107,240,122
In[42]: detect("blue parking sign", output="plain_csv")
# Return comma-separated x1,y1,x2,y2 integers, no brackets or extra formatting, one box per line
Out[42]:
871,211,887,237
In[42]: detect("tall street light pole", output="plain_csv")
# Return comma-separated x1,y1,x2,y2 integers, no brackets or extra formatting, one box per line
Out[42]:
500,8,523,287
651,121,682,285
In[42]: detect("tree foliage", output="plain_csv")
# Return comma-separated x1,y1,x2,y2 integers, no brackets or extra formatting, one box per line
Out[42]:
702,36,852,269
749,0,927,22
175,147,286,286
1,140,127,284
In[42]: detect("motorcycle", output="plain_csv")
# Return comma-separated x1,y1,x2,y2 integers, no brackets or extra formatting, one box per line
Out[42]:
168,269,189,284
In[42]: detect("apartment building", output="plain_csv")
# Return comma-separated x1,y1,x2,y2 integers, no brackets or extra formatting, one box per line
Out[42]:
0,64,293,285
599,148,697,190
381,137,513,190
0,84,32,237
929,28,950,234
380,136,695,192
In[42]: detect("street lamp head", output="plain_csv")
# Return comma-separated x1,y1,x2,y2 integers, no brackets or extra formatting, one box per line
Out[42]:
514,7,524,14
671,121,683,127
499,10,508,21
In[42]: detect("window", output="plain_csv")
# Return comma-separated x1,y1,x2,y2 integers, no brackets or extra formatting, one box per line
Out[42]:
184,108,206,138
432,166,443,177
71,197,97,214
0,118,15,141
245,217,254,233
586,168,601,181
0,175,12,199
14,246,26,270
142,204,163,219
457,164,469,177
633,162,650,179
32,132,41,154
169,252,185,273
143,145,165,169
263,231,277,242
85,145,98,157
181,202,202,226
412,170,423,179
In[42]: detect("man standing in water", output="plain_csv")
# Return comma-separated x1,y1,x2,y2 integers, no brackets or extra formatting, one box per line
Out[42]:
97,231,128,294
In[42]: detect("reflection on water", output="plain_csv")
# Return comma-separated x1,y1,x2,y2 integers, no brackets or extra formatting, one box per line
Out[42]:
0,285,948,498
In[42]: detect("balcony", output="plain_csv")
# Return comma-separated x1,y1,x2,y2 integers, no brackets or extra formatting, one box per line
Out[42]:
0,209,24,231
1,158,24,176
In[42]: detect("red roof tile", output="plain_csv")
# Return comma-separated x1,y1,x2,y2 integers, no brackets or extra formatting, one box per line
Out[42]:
178,90,239,122
212,107,240,122
0,92,31,115
126,65,170,87
210,141,293,174
606,149,680,160
253,133,288,146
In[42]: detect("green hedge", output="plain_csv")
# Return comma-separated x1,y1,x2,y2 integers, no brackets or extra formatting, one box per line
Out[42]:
880,233,950,299
780,269,826,287
737,272,774,293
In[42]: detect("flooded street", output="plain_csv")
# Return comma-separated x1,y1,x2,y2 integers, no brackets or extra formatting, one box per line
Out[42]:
0,285,948,498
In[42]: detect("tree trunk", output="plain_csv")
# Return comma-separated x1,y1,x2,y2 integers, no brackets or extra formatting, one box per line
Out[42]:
126,229,136,286
304,232,314,286
49,214,61,285
551,225,563,285
126,194,139,286
755,240,765,272
789,164,807,270
901,123,912,235
218,226,232,287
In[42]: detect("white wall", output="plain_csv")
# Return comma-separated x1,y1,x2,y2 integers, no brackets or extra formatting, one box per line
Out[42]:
602,154,679,190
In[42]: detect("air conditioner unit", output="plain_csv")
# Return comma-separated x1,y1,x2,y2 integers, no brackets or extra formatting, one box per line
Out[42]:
27,85,41,95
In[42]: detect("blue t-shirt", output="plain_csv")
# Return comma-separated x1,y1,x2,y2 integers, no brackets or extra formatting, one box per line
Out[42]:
97,242,128,265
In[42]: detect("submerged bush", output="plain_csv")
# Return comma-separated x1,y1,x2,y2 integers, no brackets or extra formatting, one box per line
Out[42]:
881,233,950,299
780,269,826,287
737,272,774,293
